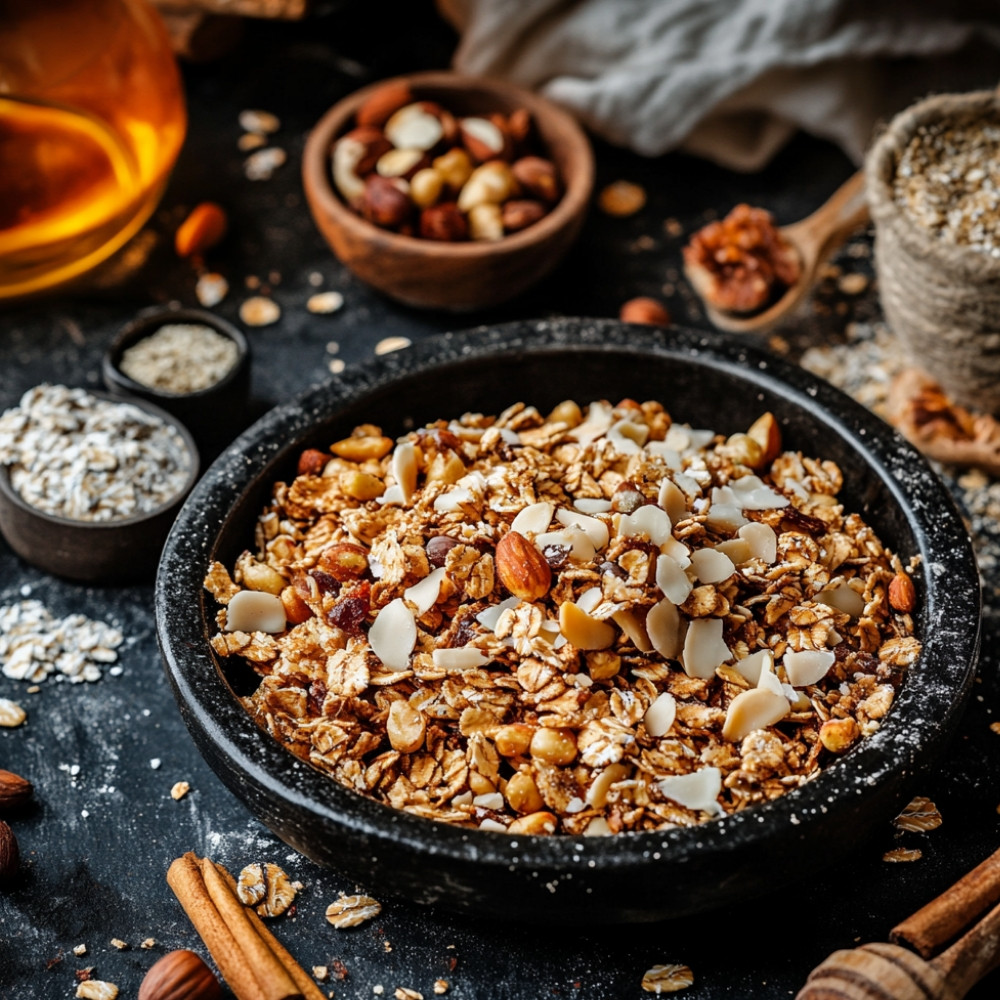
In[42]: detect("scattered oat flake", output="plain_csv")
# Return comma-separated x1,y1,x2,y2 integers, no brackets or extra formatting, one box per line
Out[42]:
170,781,190,800
140,938,155,950
642,963,694,993
244,147,286,181
109,938,128,950
0,697,26,727
76,982,119,1000
325,893,381,928
599,180,646,217
240,296,281,327
395,989,423,1000
433,982,449,995
313,966,329,982
307,291,345,314
196,272,229,308
374,336,411,355
894,796,942,833
72,945,87,957
328,358,346,374
239,109,280,135
883,847,923,863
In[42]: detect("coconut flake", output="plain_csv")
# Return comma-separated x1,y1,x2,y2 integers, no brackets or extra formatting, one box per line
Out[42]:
657,478,687,523
607,417,649,454
730,474,789,510
681,618,731,679
617,504,671,546
536,526,596,562
226,590,286,634
643,692,677,738
555,508,609,550
404,566,447,614
816,582,865,618
690,547,735,584
511,501,554,537
784,648,836,687
369,598,416,671
733,649,773,686
475,597,519,631
392,441,418,504
739,521,777,563
722,686,790,742
657,767,723,816
646,599,682,659
574,497,612,514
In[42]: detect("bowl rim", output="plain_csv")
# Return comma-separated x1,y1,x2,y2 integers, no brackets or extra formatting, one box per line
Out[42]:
0,388,200,530
301,69,595,259
157,319,980,878
103,305,250,403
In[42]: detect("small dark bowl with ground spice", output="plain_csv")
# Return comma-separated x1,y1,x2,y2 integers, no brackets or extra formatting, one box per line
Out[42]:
157,318,980,923
103,306,251,458
0,386,199,584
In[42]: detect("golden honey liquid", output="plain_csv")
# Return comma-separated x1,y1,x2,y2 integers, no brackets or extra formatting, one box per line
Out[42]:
0,0,186,299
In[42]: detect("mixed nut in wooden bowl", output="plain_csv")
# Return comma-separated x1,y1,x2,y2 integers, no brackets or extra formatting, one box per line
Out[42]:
157,319,979,923
302,72,594,310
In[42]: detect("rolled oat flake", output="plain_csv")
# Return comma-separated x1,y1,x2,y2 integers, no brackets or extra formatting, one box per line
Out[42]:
119,322,239,394
0,384,192,522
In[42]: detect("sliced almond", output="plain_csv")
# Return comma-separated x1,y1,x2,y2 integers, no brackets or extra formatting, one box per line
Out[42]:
431,647,489,670
559,601,616,650
511,501,554,537
657,767,723,816
689,547,735,585
738,521,777,562
612,608,653,653
392,441,418,504
643,692,677,738
225,590,286,634
369,598,416,671
387,699,426,752
384,103,444,151
617,504,671,546
586,762,628,808
657,478,687,523
783,649,836,687
731,649,772,686
646,599,682,660
722,687,790,742
680,618,731,679
404,566,447,614
555,508,609,550
816,581,865,618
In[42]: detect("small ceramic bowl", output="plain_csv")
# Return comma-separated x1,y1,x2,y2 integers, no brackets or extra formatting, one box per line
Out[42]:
103,306,251,457
0,393,198,584
302,71,595,310
157,319,980,923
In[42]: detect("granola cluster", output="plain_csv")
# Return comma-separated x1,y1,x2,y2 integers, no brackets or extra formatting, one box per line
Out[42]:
204,398,920,836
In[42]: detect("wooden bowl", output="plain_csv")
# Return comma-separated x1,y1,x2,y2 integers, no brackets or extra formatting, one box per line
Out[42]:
302,71,594,310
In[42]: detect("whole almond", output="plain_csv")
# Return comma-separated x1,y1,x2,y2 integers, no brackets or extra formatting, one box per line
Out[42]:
0,819,19,885
501,199,546,233
0,769,33,811
174,202,228,258
356,80,413,128
495,530,551,602
511,156,561,203
888,572,916,613
138,949,222,1000
619,297,671,326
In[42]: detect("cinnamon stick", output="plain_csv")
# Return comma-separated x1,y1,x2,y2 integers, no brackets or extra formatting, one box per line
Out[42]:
198,856,302,1000
890,846,1000,957
217,864,328,1000
167,853,272,1000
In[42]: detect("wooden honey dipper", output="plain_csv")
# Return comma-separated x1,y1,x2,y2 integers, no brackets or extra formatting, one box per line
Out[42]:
798,847,1000,999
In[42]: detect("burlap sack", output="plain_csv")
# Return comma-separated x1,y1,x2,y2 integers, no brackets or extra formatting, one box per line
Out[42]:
865,90,1000,415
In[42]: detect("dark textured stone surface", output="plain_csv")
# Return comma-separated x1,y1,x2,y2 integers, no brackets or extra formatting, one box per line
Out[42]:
2,6,1000,999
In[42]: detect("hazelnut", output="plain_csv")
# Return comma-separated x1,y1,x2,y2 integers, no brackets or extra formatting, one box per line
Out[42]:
432,147,474,192
138,949,222,1000
356,80,414,128
511,156,561,203
419,203,468,242
297,448,329,477
501,199,546,233
409,168,445,209
0,819,19,885
317,542,369,582
359,175,412,230
619,297,671,326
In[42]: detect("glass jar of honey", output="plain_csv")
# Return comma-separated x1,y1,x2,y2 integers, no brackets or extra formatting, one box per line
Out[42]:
0,0,186,300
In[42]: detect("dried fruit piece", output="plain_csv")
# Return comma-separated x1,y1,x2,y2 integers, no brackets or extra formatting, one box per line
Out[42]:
495,530,551,601
175,202,228,258
325,893,382,928
138,949,221,1000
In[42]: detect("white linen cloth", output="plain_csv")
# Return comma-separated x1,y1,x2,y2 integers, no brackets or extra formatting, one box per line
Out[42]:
438,0,1000,170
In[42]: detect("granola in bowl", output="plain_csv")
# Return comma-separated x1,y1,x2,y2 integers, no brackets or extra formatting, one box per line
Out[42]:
204,397,920,837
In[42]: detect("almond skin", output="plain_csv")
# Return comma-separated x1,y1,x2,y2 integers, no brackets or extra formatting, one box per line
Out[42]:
495,530,551,602
888,572,916,613
0,769,32,811
138,949,222,1000
0,820,19,885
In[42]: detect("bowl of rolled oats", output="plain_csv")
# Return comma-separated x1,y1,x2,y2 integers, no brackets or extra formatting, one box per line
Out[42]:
0,384,199,583
157,318,979,922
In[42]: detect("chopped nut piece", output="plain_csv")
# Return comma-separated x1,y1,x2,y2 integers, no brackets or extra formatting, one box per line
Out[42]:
109,938,128,950
170,781,191,801
307,291,345,315
239,296,281,327
894,796,942,833
140,938,155,949
73,944,87,957
433,981,450,995
76,983,119,1000
0,698,26,727
883,847,923,863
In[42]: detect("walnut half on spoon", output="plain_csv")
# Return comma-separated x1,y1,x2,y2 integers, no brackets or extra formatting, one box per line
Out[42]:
684,170,869,334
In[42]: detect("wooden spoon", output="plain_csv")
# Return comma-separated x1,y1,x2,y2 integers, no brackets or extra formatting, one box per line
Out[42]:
797,845,1000,999
692,169,869,334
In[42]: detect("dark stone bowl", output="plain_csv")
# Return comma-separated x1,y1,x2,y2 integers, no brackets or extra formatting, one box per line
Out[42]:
0,393,199,584
103,305,251,460
156,319,980,923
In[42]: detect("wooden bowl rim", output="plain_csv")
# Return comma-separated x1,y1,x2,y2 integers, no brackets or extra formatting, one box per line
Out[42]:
302,70,595,259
